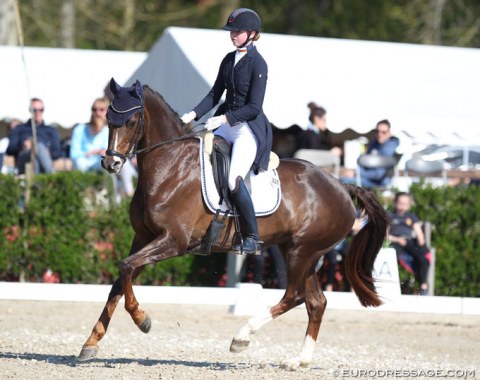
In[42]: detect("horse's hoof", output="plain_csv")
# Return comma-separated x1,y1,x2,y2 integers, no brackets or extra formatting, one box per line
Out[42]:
229,338,250,353
138,313,151,333
280,357,309,371
280,359,300,371
77,345,99,362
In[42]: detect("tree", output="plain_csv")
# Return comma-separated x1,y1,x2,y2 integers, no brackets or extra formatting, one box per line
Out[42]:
9,0,480,50
0,0,17,45
60,0,75,48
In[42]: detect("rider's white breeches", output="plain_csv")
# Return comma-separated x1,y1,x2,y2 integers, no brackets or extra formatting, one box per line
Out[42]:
214,121,258,190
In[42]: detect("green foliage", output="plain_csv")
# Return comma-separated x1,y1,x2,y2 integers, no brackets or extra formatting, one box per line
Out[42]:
0,175,23,277
1,172,479,296
409,184,480,297
0,172,194,285
16,0,480,51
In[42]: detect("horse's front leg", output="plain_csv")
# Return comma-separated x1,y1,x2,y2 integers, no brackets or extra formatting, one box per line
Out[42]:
78,278,123,361
78,237,145,361
121,233,182,333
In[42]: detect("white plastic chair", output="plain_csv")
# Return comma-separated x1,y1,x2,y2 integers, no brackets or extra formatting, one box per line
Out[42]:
294,149,340,177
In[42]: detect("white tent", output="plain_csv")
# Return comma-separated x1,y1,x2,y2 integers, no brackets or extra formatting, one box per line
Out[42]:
0,46,147,128
126,26,480,147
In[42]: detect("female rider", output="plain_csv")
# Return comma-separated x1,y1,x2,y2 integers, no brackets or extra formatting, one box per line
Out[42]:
181,8,272,255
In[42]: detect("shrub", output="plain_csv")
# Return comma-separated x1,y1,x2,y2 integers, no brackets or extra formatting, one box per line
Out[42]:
1,173,479,296
409,184,480,297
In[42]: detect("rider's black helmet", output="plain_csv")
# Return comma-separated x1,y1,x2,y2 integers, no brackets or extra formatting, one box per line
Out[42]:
222,8,261,32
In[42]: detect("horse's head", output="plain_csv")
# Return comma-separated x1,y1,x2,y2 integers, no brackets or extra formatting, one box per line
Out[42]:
102,78,144,174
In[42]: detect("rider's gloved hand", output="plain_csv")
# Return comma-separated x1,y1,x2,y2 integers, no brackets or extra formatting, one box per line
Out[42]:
205,116,226,131
180,111,196,124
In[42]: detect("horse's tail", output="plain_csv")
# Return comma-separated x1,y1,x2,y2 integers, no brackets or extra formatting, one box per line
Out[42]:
344,184,389,307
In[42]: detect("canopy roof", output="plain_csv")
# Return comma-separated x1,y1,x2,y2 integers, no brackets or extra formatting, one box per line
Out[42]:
126,27,480,146
0,45,147,128
3,27,478,149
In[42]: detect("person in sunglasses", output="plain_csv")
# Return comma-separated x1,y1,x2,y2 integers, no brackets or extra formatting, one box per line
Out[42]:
70,97,111,172
341,119,399,188
6,97,61,175
70,97,138,197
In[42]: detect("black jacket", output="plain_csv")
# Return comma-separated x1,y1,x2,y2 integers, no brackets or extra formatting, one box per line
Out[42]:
193,45,272,173
295,129,334,151
6,119,62,160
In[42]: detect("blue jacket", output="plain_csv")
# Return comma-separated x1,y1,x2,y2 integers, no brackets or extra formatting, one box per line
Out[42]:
6,119,62,160
193,45,272,173
359,136,400,186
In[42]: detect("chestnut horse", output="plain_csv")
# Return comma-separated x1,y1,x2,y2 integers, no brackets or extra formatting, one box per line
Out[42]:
78,79,388,369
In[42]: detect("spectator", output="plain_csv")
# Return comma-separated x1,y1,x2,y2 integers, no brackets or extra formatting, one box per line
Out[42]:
322,212,365,291
295,102,342,157
0,118,23,174
388,192,430,295
6,98,62,174
70,98,110,172
341,119,399,188
70,97,137,197
248,245,287,288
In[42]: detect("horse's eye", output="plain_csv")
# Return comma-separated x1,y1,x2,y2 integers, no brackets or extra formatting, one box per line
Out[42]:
127,119,137,129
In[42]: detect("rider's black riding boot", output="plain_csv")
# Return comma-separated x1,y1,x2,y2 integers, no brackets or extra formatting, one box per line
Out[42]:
231,177,262,255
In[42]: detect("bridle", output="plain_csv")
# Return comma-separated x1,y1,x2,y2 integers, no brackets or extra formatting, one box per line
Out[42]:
105,103,207,162
105,104,144,162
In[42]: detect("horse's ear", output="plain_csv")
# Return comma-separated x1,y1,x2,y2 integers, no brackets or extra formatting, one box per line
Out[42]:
134,80,143,100
109,77,121,95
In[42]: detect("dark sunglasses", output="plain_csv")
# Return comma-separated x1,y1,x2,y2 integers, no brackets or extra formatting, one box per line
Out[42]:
31,108,44,113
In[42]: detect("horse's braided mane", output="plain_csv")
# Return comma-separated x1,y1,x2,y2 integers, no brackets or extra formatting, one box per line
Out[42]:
143,85,188,131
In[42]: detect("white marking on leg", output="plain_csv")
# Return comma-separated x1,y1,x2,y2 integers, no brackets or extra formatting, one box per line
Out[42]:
233,307,273,342
298,334,316,365
281,335,316,371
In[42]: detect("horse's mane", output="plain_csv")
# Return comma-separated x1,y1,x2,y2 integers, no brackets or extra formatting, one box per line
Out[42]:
143,85,188,132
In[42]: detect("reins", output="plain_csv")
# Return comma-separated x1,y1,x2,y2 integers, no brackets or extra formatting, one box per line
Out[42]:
106,87,207,160
130,123,207,157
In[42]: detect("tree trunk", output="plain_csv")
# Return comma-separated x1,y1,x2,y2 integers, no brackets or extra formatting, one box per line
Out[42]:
121,0,135,50
60,0,75,48
0,0,17,45
428,0,445,45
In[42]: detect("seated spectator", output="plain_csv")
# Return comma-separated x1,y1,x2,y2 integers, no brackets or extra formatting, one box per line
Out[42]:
341,119,399,188
295,102,342,157
6,98,62,175
0,118,23,174
322,212,365,291
70,97,137,197
70,98,110,172
388,192,430,295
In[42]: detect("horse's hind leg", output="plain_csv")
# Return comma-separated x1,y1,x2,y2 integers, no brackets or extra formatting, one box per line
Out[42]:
230,269,307,353
78,279,124,361
282,271,326,370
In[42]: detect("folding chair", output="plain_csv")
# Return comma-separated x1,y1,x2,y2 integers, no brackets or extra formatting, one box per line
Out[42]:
355,154,399,187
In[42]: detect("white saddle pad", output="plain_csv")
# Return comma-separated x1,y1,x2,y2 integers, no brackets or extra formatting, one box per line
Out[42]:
199,137,281,216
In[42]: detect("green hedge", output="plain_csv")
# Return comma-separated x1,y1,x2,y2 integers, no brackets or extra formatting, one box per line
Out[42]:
409,183,480,297
0,172,195,285
1,173,479,296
